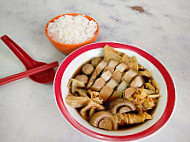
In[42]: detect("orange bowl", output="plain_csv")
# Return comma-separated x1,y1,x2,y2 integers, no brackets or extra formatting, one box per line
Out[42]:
45,13,99,55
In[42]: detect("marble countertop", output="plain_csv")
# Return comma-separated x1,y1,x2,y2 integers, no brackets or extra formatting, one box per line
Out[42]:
0,0,190,142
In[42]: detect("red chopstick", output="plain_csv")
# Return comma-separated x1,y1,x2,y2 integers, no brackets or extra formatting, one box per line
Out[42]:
0,61,59,86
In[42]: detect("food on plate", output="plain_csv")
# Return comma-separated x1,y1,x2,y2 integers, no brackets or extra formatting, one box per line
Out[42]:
65,45,161,130
47,15,97,44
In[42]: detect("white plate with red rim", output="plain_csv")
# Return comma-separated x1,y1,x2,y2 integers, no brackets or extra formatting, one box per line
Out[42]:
54,42,176,141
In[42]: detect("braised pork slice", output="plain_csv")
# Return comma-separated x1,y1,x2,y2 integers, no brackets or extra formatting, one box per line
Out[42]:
112,71,122,82
109,81,127,101
91,69,112,92
91,78,106,91
99,79,118,102
115,63,127,72
87,60,108,88
105,60,119,72
122,69,138,84
101,70,112,81
106,78,118,88
130,76,144,88
112,63,127,82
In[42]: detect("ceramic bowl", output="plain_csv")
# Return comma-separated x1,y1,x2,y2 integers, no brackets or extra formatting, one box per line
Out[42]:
54,42,176,141
45,13,99,55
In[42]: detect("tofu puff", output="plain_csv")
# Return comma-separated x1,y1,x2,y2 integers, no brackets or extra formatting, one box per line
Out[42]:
66,45,160,131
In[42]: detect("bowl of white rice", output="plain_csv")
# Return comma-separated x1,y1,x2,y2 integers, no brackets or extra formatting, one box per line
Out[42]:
45,13,99,55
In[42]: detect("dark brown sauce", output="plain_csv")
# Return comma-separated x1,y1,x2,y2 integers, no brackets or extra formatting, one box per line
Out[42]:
70,56,159,131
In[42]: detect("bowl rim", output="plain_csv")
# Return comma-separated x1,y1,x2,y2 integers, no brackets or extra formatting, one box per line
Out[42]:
44,13,99,46
53,42,176,141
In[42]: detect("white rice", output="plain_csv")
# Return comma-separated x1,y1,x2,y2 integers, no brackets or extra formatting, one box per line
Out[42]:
47,15,97,44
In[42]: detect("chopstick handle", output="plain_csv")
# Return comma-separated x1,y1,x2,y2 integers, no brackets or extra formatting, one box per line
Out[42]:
0,61,58,86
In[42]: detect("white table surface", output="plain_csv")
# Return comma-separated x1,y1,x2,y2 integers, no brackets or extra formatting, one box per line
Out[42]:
0,0,190,142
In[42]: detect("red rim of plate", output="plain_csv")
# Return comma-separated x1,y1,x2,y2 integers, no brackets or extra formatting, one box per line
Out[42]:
54,42,175,141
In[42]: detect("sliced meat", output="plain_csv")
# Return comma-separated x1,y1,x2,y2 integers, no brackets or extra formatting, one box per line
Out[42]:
106,79,118,88
91,57,102,67
101,70,112,81
99,79,118,102
130,76,144,88
123,87,136,99
112,63,127,83
122,69,138,84
117,81,128,94
87,60,108,88
91,78,106,91
108,81,127,101
99,85,114,102
105,60,119,72
75,74,88,84
82,64,94,75
115,63,127,72
112,70,122,82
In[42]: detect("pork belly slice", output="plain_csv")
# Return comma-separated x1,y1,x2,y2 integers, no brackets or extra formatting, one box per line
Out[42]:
112,63,127,82
106,78,118,88
91,70,112,91
105,60,119,72
91,78,106,91
101,70,112,81
112,71,122,82
87,60,108,88
115,63,127,72
130,76,144,88
99,79,118,102
109,81,127,101
122,69,138,84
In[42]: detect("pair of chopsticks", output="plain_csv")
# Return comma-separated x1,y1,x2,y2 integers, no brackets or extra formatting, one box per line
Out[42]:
0,61,58,86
